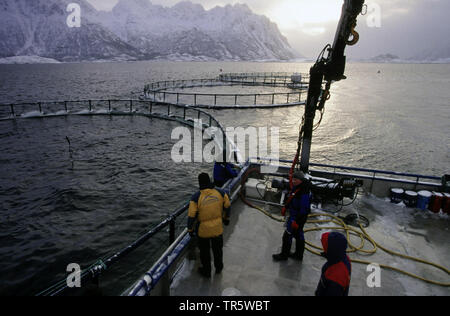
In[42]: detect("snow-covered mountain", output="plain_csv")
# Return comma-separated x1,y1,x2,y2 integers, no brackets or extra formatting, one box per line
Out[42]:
0,0,299,62
0,0,145,61
367,54,402,63
410,39,450,63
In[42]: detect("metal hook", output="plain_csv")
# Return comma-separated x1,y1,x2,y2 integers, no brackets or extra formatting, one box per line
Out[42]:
346,23,360,46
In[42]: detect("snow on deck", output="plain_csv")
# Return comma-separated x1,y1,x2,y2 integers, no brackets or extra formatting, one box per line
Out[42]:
171,195,449,296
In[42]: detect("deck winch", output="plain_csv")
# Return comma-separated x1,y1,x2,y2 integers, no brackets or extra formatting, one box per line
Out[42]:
272,176,363,208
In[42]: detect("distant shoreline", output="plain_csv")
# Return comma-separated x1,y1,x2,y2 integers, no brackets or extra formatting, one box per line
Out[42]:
1,55,449,65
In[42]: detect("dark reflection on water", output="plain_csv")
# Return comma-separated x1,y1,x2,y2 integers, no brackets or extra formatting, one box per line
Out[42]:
0,115,210,295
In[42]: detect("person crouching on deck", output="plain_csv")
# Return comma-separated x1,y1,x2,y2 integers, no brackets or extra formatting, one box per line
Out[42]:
188,173,231,278
315,232,352,296
273,172,312,262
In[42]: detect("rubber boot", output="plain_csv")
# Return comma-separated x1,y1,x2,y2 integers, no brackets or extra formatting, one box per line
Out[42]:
272,232,291,261
290,239,305,261
198,267,211,278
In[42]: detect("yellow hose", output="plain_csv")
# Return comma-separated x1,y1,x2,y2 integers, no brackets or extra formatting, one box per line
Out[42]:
248,203,450,287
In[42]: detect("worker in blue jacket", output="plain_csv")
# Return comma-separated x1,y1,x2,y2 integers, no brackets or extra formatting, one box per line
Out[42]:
213,161,238,188
315,232,352,296
273,173,311,262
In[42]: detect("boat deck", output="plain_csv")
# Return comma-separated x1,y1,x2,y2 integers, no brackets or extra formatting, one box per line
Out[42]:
171,196,449,296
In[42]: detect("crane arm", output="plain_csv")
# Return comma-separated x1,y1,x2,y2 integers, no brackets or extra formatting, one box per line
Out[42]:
298,0,365,173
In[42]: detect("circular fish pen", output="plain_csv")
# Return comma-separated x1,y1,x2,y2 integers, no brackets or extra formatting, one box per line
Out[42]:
0,72,312,296
142,72,309,109
0,99,240,156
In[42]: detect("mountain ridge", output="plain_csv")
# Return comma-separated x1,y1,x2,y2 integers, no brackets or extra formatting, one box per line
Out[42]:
0,0,300,62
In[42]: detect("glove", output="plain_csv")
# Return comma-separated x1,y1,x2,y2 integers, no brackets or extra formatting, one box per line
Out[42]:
291,221,299,231
223,218,230,226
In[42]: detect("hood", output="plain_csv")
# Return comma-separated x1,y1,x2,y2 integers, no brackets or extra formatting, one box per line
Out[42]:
198,173,213,190
321,232,348,263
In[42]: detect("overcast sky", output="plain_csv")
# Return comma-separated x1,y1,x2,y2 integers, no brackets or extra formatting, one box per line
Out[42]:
86,0,450,59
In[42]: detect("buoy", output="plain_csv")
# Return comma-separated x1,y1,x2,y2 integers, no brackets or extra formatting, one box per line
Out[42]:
417,191,432,211
390,188,404,204
428,192,444,213
404,191,418,208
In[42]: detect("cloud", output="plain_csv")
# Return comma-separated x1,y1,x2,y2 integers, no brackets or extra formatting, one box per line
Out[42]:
284,0,450,59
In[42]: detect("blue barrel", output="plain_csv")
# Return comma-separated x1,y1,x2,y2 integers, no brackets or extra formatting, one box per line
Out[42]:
404,191,418,208
417,191,432,210
390,188,404,204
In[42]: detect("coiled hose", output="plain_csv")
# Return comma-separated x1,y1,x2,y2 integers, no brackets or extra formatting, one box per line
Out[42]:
240,168,450,287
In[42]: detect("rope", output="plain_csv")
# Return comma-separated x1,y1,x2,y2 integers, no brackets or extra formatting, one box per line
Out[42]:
243,194,450,287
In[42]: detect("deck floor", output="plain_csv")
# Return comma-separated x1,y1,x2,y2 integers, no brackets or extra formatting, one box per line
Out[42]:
171,195,450,296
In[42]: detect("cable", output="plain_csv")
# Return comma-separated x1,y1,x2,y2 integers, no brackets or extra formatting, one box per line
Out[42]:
239,167,449,287
239,167,285,223
316,44,331,64
242,187,450,287
305,213,450,287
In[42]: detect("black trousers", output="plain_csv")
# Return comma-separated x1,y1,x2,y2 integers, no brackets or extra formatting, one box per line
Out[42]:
198,235,224,274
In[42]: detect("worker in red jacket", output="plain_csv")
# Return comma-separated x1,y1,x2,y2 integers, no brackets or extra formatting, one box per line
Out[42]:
315,232,352,296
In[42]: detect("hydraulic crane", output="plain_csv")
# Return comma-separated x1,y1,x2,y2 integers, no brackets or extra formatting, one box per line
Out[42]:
295,0,366,174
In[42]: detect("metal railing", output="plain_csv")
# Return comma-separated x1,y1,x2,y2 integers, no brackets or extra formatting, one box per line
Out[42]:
219,72,310,79
128,163,250,296
252,158,444,195
255,158,442,183
219,72,310,85
143,90,306,108
142,73,309,109
0,98,243,179
0,99,221,130
144,73,309,92
1,98,241,169
22,98,238,296
37,200,191,296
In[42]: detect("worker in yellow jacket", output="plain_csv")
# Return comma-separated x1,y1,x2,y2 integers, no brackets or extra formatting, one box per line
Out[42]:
188,173,231,278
